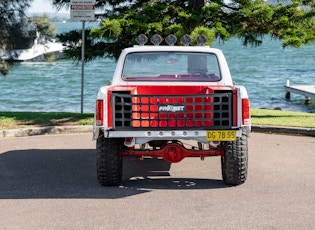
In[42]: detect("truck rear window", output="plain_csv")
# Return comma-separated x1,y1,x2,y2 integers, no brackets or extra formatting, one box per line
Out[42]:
122,52,221,81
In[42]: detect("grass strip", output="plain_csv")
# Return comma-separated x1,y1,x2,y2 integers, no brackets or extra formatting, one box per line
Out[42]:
0,109,314,130
0,111,93,130
251,109,315,128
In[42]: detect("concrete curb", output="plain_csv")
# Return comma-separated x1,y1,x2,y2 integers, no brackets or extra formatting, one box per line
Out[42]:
1,125,314,138
0,125,93,138
251,125,315,137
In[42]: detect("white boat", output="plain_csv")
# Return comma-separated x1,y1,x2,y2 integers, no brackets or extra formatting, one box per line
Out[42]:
1,37,67,62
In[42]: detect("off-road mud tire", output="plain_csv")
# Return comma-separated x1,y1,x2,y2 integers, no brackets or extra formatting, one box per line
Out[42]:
221,128,248,185
96,133,124,186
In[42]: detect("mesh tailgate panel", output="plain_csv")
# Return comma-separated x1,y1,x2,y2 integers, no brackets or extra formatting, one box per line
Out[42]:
112,93,233,130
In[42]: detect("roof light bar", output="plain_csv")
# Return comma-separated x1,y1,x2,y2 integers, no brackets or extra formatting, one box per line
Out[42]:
135,34,207,46
150,34,163,46
196,35,207,46
136,34,148,46
165,34,177,46
181,34,191,46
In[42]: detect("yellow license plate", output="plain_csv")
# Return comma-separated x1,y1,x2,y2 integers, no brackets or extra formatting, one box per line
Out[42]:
206,130,236,141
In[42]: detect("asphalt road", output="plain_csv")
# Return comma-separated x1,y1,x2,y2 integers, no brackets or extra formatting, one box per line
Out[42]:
0,132,314,230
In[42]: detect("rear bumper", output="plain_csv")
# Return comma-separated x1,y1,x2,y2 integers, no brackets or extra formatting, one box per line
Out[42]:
95,128,248,144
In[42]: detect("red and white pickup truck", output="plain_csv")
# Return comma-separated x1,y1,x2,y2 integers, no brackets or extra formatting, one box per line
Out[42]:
93,34,251,186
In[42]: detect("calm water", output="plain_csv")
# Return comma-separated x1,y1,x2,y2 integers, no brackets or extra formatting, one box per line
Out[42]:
1,22,315,113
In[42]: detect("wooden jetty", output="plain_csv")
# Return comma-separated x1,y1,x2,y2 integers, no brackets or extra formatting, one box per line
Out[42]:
285,80,315,104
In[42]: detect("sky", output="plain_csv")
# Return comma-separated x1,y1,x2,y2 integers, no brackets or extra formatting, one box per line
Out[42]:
27,0,69,14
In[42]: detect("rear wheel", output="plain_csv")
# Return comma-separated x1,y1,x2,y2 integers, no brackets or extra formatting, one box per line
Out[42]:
221,128,248,185
96,133,124,186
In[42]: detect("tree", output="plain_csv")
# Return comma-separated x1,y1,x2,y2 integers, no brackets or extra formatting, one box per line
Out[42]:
0,1,57,76
31,15,57,42
0,0,32,75
0,0,32,49
55,0,315,61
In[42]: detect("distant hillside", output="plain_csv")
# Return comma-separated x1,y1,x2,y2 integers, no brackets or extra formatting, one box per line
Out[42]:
27,12,70,22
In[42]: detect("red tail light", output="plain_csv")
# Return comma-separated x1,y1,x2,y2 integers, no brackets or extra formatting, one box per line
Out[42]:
96,100,104,126
242,98,250,125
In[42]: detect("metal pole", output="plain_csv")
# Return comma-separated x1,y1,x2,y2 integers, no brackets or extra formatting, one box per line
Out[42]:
81,20,85,114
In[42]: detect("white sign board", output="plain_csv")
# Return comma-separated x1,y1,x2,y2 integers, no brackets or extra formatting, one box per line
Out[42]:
70,0,95,21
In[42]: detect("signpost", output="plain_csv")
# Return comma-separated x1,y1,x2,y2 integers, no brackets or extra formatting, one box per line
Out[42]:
70,0,95,113
70,0,95,21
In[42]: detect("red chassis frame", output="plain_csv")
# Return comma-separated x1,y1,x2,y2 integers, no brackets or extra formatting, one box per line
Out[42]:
121,141,224,163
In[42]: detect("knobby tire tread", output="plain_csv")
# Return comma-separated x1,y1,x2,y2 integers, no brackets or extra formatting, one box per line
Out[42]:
221,128,248,185
96,135,123,186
